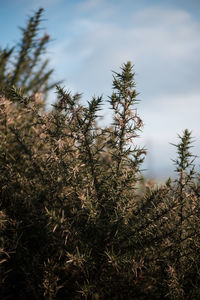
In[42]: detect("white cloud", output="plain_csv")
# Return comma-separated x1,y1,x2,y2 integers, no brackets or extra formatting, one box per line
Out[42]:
50,11,200,105
141,91,200,147
133,6,191,26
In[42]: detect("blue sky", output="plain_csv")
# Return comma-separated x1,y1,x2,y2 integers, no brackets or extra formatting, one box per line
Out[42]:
1,0,200,180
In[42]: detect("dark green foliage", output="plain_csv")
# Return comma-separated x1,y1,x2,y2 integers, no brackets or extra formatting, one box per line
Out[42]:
0,10,200,300
1,62,200,299
172,129,195,187
0,8,59,98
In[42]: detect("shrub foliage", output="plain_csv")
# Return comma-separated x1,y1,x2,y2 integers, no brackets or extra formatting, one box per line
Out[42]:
0,9,200,300
0,8,59,98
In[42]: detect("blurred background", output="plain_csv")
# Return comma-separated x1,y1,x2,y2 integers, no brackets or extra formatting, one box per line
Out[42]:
1,0,200,181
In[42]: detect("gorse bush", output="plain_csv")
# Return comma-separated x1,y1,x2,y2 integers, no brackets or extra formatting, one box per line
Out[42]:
0,8,59,98
0,8,200,300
